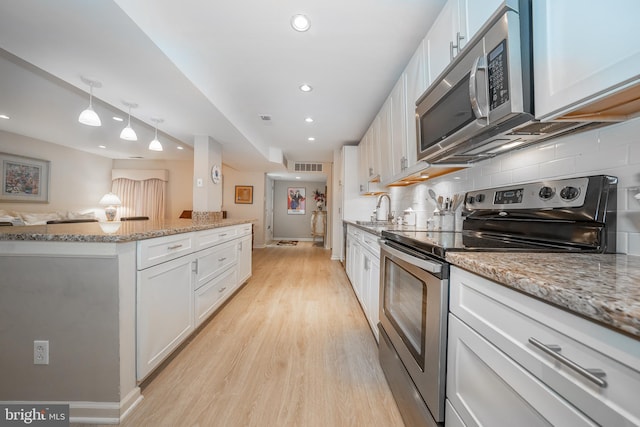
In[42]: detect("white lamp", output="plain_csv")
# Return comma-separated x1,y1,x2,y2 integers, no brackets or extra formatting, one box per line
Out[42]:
149,118,164,151
99,192,122,221
78,77,102,127
119,102,138,141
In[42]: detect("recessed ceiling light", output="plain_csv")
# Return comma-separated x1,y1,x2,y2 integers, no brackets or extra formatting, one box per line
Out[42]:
177,146,184,150
291,14,310,32
112,116,124,122
299,84,312,92
305,117,314,123
98,145,106,149
296,176,301,180
307,137,316,142
0,114,9,120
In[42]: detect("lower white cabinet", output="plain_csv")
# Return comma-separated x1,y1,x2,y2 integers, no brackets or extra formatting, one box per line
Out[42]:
345,224,380,341
446,266,640,427
237,234,252,285
137,254,195,380
136,223,252,381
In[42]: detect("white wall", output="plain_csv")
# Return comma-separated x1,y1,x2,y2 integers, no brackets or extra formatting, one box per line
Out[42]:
222,164,265,248
0,130,112,214
112,158,193,220
388,117,640,255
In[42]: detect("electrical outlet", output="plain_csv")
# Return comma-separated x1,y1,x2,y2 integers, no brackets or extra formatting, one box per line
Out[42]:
34,340,49,365
196,178,203,187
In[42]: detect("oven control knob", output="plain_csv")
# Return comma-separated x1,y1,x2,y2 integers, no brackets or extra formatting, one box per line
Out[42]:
538,186,555,200
560,186,580,201
476,194,486,203
466,195,475,204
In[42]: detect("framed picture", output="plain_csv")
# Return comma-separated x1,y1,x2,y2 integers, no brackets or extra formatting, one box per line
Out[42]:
287,187,306,214
0,153,50,203
235,185,253,204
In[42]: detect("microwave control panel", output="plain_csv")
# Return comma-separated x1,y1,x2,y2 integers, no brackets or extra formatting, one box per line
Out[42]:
488,40,509,110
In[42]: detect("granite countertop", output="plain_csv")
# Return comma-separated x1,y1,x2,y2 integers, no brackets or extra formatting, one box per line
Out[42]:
344,220,429,236
0,218,255,243
447,252,640,340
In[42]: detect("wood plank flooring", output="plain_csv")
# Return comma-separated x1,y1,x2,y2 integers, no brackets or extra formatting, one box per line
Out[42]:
74,242,404,427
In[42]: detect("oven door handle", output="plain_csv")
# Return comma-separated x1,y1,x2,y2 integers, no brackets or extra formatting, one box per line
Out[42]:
380,241,442,274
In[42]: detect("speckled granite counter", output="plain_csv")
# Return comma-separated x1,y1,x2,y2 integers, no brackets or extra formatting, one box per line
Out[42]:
344,220,428,236
0,218,255,243
446,252,640,340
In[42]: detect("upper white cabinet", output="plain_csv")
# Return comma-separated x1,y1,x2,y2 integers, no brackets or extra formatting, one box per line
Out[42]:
403,42,428,169
389,74,408,177
377,97,393,181
533,0,640,120
426,0,504,83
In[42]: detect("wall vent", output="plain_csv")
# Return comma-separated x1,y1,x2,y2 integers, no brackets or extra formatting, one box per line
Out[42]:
293,162,323,172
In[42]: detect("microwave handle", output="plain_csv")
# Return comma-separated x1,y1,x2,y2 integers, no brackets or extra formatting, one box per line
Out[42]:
469,55,488,123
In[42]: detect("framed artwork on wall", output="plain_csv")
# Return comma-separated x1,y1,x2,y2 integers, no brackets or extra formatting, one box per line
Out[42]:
287,187,306,214
235,185,253,204
0,152,50,203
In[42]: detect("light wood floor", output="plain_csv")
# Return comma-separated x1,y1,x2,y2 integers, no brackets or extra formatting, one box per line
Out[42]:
75,242,404,427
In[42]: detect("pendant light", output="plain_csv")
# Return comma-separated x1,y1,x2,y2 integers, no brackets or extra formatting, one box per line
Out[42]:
78,76,102,127
148,118,163,151
119,102,138,141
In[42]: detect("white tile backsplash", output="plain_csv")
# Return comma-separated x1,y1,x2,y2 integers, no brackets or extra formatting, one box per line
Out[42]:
388,116,640,254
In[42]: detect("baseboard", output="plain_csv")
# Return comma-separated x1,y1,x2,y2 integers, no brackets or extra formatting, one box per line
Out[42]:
5,387,143,425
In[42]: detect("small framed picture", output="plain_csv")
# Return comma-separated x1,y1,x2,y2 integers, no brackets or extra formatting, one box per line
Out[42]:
0,152,50,203
235,185,253,204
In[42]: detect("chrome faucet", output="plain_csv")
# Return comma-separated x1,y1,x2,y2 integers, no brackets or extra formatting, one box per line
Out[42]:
375,194,392,222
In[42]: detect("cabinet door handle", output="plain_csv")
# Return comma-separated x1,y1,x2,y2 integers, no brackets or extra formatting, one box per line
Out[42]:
167,244,183,250
218,287,227,293
528,337,607,388
192,259,199,275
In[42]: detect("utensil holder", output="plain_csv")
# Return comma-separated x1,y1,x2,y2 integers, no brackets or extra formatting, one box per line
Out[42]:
441,211,455,231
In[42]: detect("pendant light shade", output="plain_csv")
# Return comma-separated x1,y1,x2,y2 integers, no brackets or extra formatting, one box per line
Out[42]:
119,102,138,141
78,77,102,127
149,118,163,151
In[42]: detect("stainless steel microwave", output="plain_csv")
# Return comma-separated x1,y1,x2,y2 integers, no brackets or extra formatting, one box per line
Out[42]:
416,0,534,164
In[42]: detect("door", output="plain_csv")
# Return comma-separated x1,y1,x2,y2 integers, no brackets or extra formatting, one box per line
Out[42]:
265,177,274,243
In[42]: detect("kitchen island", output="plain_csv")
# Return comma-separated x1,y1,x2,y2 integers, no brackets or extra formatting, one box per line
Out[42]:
0,219,254,424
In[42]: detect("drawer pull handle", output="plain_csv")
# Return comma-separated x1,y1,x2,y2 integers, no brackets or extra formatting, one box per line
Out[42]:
167,244,183,250
218,257,227,262
220,233,227,237
218,287,227,293
528,337,607,388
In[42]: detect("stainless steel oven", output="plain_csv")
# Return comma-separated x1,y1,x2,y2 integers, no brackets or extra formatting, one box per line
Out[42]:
378,240,448,427
378,175,617,427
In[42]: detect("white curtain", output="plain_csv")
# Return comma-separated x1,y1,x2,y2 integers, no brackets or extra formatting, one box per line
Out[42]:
112,178,167,220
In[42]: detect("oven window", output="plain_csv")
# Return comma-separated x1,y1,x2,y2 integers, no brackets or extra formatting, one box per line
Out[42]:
383,258,427,369
420,73,475,152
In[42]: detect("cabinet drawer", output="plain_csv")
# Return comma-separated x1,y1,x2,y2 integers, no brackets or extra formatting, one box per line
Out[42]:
195,267,237,327
137,233,194,270
447,315,596,426
450,266,640,427
195,226,238,250
194,240,237,290
237,224,252,237
361,231,380,256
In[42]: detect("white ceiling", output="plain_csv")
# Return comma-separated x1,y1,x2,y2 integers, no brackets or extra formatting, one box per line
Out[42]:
0,0,445,175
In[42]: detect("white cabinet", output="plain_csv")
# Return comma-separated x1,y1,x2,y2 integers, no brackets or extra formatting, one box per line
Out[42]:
426,0,503,83
389,74,409,177
345,224,381,341
447,266,640,427
237,233,252,286
533,0,640,121
377,97,393,182
137,254,195,380
136,223,252,381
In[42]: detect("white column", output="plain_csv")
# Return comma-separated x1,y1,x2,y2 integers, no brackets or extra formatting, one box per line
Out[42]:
193,135,223,212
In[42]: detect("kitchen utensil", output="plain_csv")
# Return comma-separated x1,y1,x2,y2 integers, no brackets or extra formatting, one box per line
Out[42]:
428,189,439,205
437,195,444,210
452,193,464,211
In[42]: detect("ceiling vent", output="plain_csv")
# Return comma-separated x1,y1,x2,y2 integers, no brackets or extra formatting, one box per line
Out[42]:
293,162,323,172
